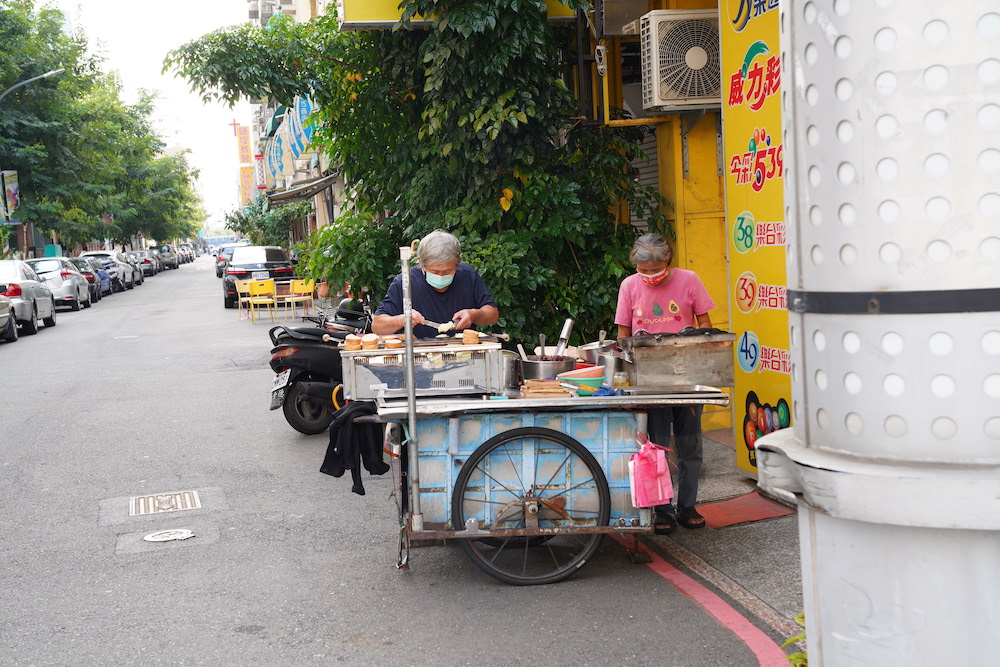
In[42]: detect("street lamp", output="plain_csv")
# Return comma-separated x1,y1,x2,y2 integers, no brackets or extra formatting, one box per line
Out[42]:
0,68,65,105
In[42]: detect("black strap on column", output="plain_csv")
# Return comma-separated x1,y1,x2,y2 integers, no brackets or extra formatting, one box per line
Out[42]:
787,288,1000,314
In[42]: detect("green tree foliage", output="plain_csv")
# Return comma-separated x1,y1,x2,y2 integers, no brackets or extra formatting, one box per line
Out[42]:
167,1,668,343
0,0,203,250
225,194,311,247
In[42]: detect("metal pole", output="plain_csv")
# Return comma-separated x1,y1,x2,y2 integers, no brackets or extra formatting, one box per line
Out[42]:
0,69,65,105
757,2,999,664
399,244,422,530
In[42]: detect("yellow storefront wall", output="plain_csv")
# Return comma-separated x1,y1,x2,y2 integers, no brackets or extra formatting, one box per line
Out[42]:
338,0,574,28
719,0,792,475
656,113,731,431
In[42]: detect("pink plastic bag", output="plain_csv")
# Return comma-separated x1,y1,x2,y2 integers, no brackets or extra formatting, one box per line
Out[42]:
629,431,674,508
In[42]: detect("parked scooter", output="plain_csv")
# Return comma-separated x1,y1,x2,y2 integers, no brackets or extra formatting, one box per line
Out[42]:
268,298,372,434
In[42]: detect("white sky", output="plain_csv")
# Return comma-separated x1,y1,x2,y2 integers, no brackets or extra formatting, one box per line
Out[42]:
57,0,255,231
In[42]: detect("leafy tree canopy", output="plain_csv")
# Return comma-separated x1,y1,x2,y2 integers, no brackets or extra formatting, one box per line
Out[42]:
225,194,311,247
0,0,204,250
166,0,668,344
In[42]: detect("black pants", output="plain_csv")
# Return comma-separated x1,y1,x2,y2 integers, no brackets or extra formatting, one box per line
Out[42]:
647,404,704,515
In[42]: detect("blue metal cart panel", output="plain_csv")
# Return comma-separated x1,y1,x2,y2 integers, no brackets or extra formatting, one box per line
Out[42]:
414,410,644,530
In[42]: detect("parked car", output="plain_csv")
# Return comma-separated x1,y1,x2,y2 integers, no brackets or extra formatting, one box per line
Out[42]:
150,244,180,270
180,243,198,258
215,243,239,278
70,257,112,301
0,259,57,334
129,250,159,277
0,292,17,343
179,246,194,263
24,257,91,311
127,254,144,285
80,250,137,291
222,246,295,308
147,247,164,273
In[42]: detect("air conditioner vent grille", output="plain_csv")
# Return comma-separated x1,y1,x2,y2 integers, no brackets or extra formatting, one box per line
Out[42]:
640,9,722,111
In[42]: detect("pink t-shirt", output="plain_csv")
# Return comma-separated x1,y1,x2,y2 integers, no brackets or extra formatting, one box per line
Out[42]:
615,268,716,334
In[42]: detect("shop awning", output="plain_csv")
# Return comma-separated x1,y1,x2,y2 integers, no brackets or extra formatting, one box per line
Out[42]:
267,172,339,204
264,105,287,137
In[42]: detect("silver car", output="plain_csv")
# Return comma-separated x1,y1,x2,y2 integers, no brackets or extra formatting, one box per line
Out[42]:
149,244,180,270
0,259,57,335
0,292,17,343
80,250,137,291
25,257,92,311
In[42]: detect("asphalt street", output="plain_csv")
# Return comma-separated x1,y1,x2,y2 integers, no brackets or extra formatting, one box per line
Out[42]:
0,255,802,666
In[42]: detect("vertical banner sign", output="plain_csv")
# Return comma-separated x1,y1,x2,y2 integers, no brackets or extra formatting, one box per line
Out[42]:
720,0,792,474
236,125,253,166
239,166,254,205
0,170,17,253
254,154,267,191
2,170,20,221
237,125,253,204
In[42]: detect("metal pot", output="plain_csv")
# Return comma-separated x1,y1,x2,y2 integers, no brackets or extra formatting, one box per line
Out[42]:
577,340,615,364
499,350,522,396
520,356,577,380
596,352,619,379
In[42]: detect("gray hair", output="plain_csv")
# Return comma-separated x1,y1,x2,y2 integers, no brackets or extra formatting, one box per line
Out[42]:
417,229,462,265
629,233,673,265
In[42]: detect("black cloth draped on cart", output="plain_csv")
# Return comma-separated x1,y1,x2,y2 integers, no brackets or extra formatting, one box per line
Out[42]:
320,401,390,495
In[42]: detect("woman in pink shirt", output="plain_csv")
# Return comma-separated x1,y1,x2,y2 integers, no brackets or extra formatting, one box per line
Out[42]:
615,233,715,534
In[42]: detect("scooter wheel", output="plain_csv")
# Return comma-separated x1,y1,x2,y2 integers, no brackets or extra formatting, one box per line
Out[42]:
282,381,336,435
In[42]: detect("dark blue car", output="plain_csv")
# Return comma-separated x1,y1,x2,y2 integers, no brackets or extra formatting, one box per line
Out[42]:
71,257,113,301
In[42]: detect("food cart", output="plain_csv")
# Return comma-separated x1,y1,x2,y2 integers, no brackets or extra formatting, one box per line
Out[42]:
337,246,734,586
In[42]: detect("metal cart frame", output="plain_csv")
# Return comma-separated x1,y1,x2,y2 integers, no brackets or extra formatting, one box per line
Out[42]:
373,392,729,586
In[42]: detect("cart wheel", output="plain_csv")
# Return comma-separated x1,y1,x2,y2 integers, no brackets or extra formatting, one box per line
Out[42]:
452,427,611,586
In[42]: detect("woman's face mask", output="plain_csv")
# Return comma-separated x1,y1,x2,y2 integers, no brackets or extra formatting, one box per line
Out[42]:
637,265,669,286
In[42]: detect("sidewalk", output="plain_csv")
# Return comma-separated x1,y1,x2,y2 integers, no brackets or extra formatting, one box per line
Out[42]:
641,429,804,647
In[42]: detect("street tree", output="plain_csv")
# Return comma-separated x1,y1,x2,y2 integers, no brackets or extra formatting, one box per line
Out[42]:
166,1,667,341
225,195,311,248
0,0,204,252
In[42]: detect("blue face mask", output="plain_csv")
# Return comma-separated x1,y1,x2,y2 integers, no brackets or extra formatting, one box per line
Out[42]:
424,271,455,289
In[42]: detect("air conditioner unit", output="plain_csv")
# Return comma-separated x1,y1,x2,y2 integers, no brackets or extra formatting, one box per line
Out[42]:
639,9,722,111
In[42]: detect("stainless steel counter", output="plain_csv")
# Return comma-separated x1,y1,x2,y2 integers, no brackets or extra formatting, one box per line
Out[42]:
374,388,729,419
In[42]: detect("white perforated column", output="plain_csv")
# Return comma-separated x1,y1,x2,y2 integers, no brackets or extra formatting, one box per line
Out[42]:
755,3,1000,665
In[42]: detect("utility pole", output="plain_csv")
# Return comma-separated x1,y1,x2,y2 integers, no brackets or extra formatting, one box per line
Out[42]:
757,2,999,665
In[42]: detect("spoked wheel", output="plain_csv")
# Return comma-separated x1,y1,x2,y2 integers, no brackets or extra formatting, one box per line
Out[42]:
452,427,611,586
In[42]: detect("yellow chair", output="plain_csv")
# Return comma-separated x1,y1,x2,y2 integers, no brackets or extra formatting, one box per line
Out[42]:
283,278,315,320
247,279,277,323
234,279,254,320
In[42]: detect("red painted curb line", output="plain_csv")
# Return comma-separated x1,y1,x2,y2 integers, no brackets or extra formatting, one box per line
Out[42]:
612,535,788,667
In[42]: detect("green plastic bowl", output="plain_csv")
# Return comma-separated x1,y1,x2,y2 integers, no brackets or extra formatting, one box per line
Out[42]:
560,376,605,390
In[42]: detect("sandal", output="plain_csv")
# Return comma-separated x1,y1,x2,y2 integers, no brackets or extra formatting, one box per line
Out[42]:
677,507,706,529
653,512,677,535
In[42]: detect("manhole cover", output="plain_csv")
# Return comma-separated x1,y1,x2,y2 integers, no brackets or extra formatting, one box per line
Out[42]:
143,529,195,543
129,490,202,517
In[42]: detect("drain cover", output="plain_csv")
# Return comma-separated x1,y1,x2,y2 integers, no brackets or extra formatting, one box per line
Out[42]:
143,529,195,543
129,490,202,517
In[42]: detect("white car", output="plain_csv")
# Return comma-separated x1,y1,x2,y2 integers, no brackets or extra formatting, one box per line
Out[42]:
24,257,92,311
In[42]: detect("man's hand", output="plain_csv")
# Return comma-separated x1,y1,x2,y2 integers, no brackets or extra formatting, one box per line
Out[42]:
372,309,426,335
452,309,475,331
452,305,499,331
